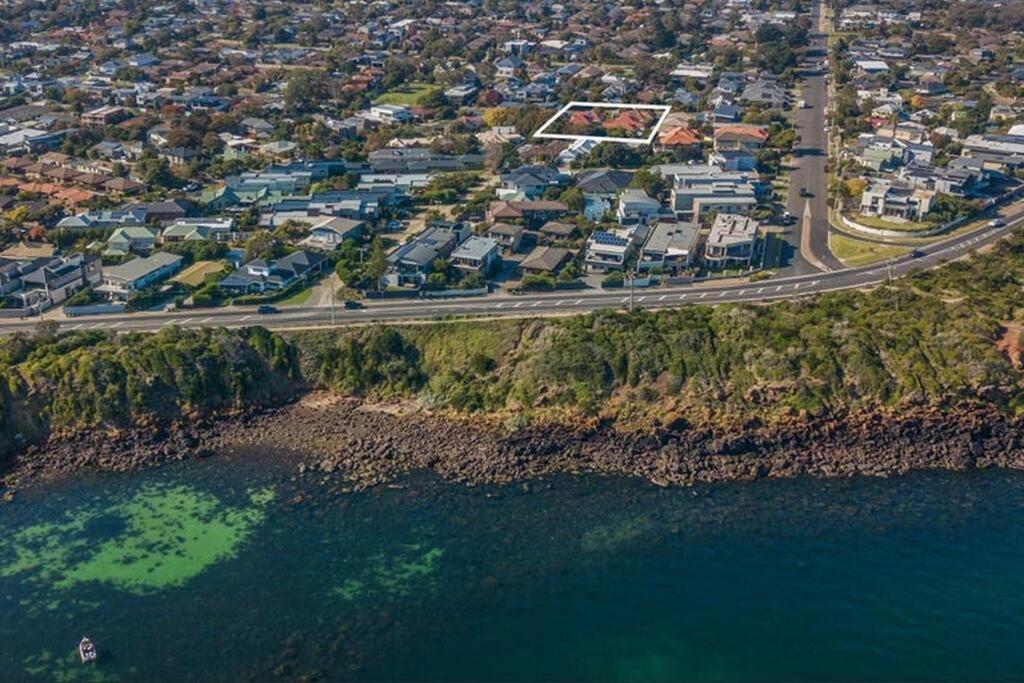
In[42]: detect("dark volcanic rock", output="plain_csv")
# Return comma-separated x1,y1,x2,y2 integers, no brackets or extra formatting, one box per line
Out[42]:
5,393,1024,491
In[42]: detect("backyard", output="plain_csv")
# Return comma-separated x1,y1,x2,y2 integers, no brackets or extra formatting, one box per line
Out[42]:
374,82,442,106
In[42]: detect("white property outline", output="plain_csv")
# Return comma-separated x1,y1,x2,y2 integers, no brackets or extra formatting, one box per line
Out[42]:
532,101,673,146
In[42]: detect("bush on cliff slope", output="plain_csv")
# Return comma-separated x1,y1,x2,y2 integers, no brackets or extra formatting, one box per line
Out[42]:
0,326,299,455
299,232,1024,421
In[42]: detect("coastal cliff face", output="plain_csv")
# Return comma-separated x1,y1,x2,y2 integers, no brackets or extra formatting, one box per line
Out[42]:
3,231,1024,488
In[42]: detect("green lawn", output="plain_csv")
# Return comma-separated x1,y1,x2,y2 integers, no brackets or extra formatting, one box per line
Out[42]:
278,286,314,306
172,261,224,288
851,213,936,233
830,233,911,267
374,82,441,106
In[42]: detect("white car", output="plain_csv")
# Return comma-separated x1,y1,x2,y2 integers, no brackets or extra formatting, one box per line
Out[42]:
989,218,1005,227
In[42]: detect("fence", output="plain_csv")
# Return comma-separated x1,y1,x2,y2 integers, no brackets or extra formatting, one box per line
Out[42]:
421,287,489,298
64,303,127,317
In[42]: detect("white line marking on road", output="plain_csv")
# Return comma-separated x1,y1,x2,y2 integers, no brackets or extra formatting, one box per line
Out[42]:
737,289,747,296
513,302,524,308
699,292,707,299
659,295,667,301
530,302,541,307
574,299,583,305
240,315,252,322
66,323,83,330
555,300,566,306
757,287,764,294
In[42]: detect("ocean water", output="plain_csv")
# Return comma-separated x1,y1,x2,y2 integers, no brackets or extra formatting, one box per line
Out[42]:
2,455,1024,682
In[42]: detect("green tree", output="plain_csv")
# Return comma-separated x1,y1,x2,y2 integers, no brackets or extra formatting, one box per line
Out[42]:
365,237,388,292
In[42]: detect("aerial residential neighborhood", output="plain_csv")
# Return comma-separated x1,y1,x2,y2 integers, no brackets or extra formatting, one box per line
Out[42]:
6,1,1024,680
0,0,1019,329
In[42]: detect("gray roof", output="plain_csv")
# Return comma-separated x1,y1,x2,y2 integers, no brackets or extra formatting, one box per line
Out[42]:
104,252,183,283
452,236,498,261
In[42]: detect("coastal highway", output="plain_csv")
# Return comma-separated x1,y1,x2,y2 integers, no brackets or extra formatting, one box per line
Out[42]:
0,214,1017,336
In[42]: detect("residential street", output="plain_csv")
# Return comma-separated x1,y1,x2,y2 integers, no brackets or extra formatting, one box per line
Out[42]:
786,0,845,274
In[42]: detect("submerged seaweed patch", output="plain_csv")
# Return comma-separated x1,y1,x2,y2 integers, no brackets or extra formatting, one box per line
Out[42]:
0,484,275,595
333,544,444,601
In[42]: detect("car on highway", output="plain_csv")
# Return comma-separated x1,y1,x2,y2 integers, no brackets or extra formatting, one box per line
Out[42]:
799,188,813,197
989,218,1005,227
343,300,364,309
908,249,926,259
257,305,279,314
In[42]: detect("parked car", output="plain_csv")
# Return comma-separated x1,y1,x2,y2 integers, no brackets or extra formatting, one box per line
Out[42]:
257,304,278,314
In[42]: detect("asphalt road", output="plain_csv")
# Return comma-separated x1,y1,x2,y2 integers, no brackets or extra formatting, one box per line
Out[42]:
0,213,1016,336
786,0,844,275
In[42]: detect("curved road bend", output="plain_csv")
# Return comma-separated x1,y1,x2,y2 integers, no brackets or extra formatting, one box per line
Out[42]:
0,211,1017,336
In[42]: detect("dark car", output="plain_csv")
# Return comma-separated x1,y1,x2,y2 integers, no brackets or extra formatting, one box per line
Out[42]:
798,188,812,197
909,249,926,259
343,300,364,310
257,304,278,314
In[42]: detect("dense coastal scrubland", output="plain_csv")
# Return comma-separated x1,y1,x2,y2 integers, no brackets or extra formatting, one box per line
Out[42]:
3,231,1024,488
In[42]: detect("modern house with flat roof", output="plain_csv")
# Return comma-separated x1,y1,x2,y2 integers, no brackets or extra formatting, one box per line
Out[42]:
639,221,701,272
450,236,500,274
584,230,632,272
705,214,759,268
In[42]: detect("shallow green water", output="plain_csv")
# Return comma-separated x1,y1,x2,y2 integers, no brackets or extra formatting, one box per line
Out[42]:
2,457,1024,682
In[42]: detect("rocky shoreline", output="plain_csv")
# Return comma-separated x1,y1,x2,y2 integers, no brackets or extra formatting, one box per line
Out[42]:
4,391,1024,494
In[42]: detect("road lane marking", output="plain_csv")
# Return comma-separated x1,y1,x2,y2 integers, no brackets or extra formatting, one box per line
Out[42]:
240,315,253,322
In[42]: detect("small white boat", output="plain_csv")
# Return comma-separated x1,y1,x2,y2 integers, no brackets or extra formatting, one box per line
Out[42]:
78,636,97,663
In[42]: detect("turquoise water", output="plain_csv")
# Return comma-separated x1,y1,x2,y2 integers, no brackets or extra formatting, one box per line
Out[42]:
2,456,1024,682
